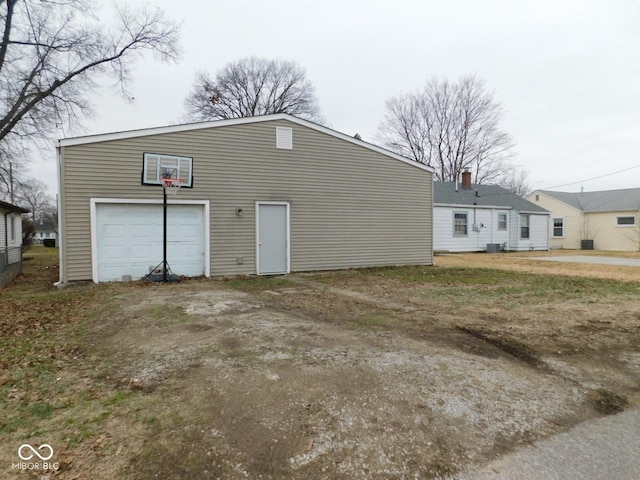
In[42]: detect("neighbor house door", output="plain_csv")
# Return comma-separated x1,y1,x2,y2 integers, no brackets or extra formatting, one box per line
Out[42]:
256,202,289,275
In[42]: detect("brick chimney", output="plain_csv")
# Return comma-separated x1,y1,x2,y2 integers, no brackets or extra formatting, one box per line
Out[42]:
461,170,472,189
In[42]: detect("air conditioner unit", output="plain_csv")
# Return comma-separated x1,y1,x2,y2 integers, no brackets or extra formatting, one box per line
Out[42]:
486,243,501,253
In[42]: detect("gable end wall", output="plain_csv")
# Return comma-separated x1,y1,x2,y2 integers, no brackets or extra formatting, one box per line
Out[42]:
60,119,433,281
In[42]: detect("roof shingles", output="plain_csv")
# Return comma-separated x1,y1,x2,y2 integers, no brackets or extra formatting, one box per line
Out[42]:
539,188,640,212
435,182,548,213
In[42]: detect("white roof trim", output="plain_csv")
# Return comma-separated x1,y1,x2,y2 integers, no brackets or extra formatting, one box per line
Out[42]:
435,203,549,214
58,113,434,174
435,203,513,210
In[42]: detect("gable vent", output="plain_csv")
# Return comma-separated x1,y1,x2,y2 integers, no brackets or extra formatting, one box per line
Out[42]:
276,127,293,150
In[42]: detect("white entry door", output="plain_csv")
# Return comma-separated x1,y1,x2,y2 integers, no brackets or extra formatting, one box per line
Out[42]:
256,202,289,275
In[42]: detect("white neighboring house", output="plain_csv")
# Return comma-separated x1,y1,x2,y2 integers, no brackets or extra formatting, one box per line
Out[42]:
434,172,550,252
33,218,57,245
1,199,30,286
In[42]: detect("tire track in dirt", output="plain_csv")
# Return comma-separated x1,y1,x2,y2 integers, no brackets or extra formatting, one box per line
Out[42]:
289,274,631,419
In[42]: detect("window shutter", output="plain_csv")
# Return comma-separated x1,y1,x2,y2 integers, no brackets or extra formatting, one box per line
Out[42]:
276,127,293,150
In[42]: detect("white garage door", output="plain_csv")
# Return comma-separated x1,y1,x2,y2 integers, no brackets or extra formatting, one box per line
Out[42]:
95,203,205,282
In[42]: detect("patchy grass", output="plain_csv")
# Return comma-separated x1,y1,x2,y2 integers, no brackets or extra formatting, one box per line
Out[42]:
224,347,262,361
221,275,298,291
0,247,156,477
355,314,389,328
1,248,85,431
310,265,640,307
145,304,192,323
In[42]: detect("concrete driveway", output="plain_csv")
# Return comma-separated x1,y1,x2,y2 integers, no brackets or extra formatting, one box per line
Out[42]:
460,406,640,480
533,255,640,267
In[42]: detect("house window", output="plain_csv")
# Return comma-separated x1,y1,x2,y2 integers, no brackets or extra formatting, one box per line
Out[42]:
10,215,15,241
616,216,636,227
497,213,507,231
520,214,530,239
553,218,564,237
454,212,468,236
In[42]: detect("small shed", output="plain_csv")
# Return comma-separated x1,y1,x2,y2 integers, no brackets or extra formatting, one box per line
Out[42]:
57,114,434,283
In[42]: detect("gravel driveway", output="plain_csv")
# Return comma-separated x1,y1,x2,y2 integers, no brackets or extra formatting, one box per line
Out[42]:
86,268,640,479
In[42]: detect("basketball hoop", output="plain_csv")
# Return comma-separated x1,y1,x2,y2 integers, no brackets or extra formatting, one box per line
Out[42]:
161,178,184,196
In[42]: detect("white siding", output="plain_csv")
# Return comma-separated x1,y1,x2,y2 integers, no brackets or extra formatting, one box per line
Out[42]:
509,212,549,251
0,211,5,244
7,245,21,263
3,213,22,247
434,207,511,252
0,210,23,264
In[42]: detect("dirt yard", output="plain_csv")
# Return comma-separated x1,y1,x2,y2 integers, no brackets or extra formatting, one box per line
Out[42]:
2,250,640,479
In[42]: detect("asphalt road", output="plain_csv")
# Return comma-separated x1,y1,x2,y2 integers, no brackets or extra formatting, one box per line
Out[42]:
533,255,640,267
459,407,640,480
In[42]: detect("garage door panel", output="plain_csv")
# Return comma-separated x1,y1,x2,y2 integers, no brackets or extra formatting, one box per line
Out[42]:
95,203,205,282
169,227,201,240
130,245,159,259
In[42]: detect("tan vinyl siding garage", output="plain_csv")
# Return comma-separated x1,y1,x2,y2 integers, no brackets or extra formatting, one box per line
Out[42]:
58,114,433,283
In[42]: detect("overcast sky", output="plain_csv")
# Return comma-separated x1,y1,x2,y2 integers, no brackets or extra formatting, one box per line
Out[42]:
31,0,640,196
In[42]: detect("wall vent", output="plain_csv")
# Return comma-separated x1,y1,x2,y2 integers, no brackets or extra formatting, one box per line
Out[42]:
276,127,293,150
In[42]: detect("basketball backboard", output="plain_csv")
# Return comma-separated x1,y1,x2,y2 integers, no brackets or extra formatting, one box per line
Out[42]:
142,153,193,187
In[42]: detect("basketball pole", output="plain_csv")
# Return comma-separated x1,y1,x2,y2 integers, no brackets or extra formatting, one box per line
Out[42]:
142,160,186,283
163,185,168,283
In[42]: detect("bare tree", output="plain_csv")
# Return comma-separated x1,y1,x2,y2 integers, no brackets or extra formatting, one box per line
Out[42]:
0,0,181,195
498,166,532,197
14,177,51,219
0,155,23,202
184,57,323,123
378,75,515,183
